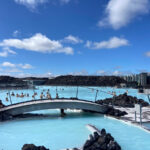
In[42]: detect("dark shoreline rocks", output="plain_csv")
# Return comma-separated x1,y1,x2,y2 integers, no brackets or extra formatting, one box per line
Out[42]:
22,144,49,150
96,93,149,108
0,100,5,108
22,128,121,150
0,113,54,121
105,107,127,117
82,129,121,150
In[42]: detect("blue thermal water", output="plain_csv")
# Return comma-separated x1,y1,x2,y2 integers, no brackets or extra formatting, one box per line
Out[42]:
0,86,149,106
0,86,150,150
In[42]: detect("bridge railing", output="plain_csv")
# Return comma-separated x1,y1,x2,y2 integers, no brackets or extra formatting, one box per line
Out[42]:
0,86,115,106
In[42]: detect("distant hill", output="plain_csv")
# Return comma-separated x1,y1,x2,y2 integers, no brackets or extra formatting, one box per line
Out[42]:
0,76,25,84
0,75,126,87
22,77,48,81
44,75,126,86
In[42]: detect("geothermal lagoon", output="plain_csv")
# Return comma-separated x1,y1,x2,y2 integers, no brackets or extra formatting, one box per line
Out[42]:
0,86,150,150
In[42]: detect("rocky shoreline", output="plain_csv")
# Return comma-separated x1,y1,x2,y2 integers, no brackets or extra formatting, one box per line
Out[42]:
21,125,121,150
96,93,149,108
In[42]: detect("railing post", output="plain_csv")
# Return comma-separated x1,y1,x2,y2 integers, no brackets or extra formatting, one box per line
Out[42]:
135,111,137,122
95,90,98,102
56,86,57,93
76,86,78,99
8,91,12,105
140,104,142,126
147,94,150,103
112,92,116,108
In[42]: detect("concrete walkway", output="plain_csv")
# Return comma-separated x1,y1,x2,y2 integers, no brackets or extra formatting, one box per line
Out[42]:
114,106,150,123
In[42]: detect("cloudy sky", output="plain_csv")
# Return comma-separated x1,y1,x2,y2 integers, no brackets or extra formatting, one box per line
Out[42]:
0,0,150,77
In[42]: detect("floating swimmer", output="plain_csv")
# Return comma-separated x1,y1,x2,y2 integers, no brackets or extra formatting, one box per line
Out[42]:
32,95,35,99
6,97,9,102
11,92,15,96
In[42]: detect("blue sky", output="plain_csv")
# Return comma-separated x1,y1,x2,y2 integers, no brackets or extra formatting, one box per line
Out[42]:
0,0,150,77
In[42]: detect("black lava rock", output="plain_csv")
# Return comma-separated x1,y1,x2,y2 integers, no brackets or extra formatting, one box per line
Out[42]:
101,129,106,136
96,93,149,108
22,144,49,150
83,129,121,150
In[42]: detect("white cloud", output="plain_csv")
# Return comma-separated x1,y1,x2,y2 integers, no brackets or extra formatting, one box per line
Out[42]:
0,51,8,57
63,35,83,44
14,0,48,9
68,70,88,75
96,70,107,75
99,0,150,29
96,70,128,76
19,64,33,69
1,62,33,71
16,72,54,78
112,70,122,76
0,47,16,57
1,62,16,68
0,33,74,55
13,30,20,37
85,37,129,49
60,0,70,4
4,68,23,73
145,51,150,57
14,0,72,9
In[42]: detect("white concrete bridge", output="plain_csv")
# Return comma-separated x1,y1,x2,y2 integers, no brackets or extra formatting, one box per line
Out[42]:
0,99,108,116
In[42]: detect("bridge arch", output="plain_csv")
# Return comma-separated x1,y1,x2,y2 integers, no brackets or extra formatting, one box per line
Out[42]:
0,99,108,116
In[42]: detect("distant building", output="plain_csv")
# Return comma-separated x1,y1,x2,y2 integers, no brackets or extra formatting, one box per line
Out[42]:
139,73,147,86
121,72,148,87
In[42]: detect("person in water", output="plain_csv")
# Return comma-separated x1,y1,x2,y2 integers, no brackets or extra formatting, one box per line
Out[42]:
56,93,59,99
47,93,52,100
20,93,24,98
6,97,9,102
16,93,19,97
11,92,15,96
40,92,43,99
32,95,35,99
